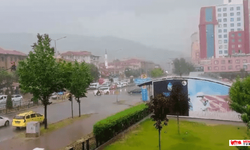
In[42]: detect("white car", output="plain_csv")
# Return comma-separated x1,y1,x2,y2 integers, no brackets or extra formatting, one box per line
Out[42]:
12,95,23,102
93,87,110,95
0,116,10,127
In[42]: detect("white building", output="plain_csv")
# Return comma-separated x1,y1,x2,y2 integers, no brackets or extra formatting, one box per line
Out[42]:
61,51,100,67
215,0,244,58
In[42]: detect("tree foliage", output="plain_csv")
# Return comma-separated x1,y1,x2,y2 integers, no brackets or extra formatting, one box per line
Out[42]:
151,68,164,78
87,63,99,82
66,61,92,117
17,33,65,129
124,68,141,78
229,77,250,129
173,58,195,76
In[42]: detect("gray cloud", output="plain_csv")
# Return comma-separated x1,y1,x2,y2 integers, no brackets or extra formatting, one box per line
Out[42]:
0,0,222,51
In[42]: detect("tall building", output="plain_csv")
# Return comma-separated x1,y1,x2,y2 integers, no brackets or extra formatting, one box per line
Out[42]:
199,0,249,59
190,32,200,64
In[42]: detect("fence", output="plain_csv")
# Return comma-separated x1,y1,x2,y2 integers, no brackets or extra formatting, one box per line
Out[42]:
0,100,42,114
66,133,98,150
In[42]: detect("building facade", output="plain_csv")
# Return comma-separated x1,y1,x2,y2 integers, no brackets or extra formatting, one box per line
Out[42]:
201,54,250,72
61,51,100,66
199,0,249,59
191,32,200,64
0,47,27,71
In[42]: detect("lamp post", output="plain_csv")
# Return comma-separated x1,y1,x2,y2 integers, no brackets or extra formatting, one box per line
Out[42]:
52,36,67,56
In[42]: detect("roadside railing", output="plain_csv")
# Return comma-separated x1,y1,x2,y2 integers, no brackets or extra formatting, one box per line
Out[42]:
66,133,98,150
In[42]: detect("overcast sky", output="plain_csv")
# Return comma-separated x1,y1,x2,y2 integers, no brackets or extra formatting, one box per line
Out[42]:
0,0,222,51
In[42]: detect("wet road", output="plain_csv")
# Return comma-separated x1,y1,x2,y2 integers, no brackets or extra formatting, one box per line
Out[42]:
0,87,141,142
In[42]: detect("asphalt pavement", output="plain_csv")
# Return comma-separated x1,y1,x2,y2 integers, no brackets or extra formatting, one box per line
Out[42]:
0,86,141,143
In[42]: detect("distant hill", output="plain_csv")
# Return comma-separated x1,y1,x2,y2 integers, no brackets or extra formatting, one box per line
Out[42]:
0,33,182,63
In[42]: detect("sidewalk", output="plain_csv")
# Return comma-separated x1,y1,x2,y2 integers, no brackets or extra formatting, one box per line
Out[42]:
0,103,134,150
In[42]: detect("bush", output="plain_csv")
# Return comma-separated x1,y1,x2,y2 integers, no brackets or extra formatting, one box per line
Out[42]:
93,104,150,144
6,94,13,109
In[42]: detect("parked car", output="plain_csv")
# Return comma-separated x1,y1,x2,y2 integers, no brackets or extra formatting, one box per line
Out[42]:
89,83,100,90
110,84,117,90
93,87,110,96
0,116,10,127
0,95,7,104
121,82,128,87
128,88,142,95
50,92,58,99
12,111,44,129
12,95,23,102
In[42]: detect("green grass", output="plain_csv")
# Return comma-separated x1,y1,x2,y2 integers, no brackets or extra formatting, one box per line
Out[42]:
104,119,248,150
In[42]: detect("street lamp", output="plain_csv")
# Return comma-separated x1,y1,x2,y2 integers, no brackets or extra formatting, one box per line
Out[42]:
52,36,67,55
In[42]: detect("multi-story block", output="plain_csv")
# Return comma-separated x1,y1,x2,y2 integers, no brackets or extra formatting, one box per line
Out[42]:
0,47,27,71
199,0,249,59
60,51,100,67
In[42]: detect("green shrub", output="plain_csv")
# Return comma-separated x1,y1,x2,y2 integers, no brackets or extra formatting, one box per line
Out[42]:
93,103,150,144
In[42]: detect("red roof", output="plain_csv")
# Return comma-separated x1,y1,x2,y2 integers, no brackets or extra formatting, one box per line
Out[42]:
0,47,26,56
61,51,92,56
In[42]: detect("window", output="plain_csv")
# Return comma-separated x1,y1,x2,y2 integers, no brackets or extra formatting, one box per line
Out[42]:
230,18,234,22
223,13,227,17
236,60,240,63
238,44,242,48
243,59,247,63
26,115,30,119
236,65,240,69
237,23,241,26
218,14,222,17
231,33,235,37
230,13,234,16
214,66,219,70
218,24,222,28
218,19,222,22
231,29,234,32
224,34,227,38
223,24,227,27
214,60,219,64
237,17,241,21
239,50,242,53
232,39,235,42
237,28,242,31
228,60,232,63
219,45,223,49
218,8,221,12
208,67,211,70
31,114,36,118
238,33,242,36
230,7,233,11
229,0,232,2
221,66,226,70
228,66,233,70
237,12,240,16
224,50,228,54
223,29,227,32
237,7,240,10
223,8,227,11
232,50,236,54
230,23,234,27
238,39,242,42
219,35,222,38
232,45,235,48
224,39,228,43
219,40,222,44
218,29,222,33
221,60,225,64
223,18,227,22
224,45,228,49
219,50,223,54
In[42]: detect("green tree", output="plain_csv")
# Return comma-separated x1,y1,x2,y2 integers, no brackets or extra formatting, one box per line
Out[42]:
124,68,141,78
173,58,195,76
87,63,99,82
151,68,164,78
66,61,92,117
147,94,170,150
17,33,65,129
5,88,13,109
170,83,189,134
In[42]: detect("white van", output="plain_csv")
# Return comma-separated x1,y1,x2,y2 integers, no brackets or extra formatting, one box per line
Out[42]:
89,83,100,90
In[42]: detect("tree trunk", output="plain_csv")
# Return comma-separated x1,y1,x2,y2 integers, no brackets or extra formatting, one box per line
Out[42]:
177,113,180,135
158,129,161,150
44,104,48,129
78,98,81,117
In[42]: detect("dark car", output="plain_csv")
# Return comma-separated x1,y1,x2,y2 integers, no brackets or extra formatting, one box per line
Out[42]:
128,88,142,95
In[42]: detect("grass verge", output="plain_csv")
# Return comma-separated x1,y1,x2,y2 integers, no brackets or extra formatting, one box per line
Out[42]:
104,118,248,150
